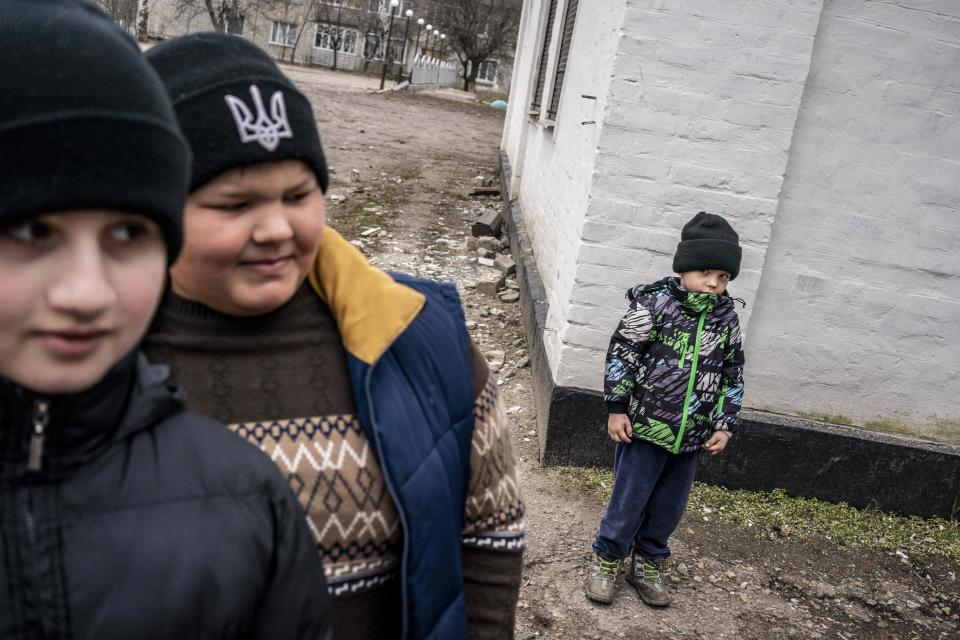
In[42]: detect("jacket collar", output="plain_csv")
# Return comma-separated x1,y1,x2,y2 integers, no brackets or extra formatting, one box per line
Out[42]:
308,226,425,365
0,352,183,480
628,277,734,314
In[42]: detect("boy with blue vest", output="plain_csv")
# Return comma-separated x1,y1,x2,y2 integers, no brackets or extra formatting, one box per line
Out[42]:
584,212,746,608
142,33,524,640
0,2,330,637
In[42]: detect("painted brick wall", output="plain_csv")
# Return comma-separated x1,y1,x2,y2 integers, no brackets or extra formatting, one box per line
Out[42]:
746,0,960,435
502,0,628,378
554,0,824,389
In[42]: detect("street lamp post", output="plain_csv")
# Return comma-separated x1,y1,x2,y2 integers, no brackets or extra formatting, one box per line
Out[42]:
432,29,439,56
379,0,400,90
439,33,447,57
414,18,425,56
399,8,413,81
424,24,432,56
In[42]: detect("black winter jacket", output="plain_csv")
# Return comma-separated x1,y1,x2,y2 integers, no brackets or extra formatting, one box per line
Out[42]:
0,353,330,640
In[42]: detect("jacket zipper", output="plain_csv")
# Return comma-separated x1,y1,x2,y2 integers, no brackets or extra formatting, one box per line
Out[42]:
27,400,50,473
23,399,50,635
363,367,411,640
673,310,707,454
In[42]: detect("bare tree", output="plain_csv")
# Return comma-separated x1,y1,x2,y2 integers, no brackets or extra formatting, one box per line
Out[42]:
94,0,139,30
172,0,237,32
424,0,521,91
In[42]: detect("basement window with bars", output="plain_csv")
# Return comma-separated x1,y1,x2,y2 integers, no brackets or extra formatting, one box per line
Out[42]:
529,0,559,116
547,0,579,121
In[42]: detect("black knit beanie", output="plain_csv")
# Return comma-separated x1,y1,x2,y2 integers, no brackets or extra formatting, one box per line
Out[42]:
146,33,329,193
0,0,191,262
673,211,742,280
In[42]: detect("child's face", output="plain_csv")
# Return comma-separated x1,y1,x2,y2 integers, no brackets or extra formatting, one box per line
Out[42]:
171,160,325,316
680,270,731,295
0,211,167,394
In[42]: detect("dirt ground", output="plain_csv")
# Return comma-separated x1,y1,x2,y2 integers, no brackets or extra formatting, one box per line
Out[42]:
289,65,960,640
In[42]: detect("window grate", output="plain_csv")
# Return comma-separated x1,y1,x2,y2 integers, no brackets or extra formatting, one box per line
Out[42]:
530,0,559,112
547,0,579,120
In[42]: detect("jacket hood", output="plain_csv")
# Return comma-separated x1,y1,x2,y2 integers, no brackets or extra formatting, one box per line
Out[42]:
0,351,184,480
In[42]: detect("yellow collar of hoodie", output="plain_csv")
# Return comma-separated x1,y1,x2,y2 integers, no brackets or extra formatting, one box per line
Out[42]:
307,226,426,365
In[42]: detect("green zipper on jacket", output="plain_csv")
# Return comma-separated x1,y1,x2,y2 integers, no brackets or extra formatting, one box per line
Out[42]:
672,309,708,454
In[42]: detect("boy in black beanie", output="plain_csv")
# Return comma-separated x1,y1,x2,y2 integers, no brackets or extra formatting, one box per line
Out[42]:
0,2,330,637
144,32,524,640
584,211,746,608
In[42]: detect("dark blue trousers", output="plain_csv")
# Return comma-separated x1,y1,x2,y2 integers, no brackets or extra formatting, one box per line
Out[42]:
593,439,700,560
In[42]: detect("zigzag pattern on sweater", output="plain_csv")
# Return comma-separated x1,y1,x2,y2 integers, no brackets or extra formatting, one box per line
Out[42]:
229,415,402,588
229,383,526,596
464,379,525,536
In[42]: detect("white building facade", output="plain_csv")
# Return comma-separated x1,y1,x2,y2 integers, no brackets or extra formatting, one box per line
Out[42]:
502,0,960,450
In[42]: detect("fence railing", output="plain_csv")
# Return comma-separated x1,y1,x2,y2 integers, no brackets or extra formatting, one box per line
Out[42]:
408,54,459,90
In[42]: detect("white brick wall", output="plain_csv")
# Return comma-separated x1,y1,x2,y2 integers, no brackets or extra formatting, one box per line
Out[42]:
556,0,823,389
502,0,629,379
505,0,960,437
746,0,960,429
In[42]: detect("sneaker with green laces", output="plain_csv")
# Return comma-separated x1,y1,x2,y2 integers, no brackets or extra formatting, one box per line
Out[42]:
625,552,673,607
584,552,621,604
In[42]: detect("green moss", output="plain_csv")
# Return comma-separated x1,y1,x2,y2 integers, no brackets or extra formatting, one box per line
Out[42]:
549,465,960,561
863,418,960,447
789,411,960,447
796,412,854,426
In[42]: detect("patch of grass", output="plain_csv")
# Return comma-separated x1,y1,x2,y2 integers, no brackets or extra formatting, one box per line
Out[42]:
329,187,401,241
548,465,960,560
399,165,422,181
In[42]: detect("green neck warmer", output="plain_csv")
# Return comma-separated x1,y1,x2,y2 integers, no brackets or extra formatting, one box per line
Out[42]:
681,291,717,314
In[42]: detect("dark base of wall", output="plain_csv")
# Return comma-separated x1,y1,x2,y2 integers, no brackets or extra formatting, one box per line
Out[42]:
498,151,960,520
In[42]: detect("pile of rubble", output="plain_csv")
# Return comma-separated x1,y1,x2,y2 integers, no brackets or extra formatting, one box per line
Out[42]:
463,204,519,304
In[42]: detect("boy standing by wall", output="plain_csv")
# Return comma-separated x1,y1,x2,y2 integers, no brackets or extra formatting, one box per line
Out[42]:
585,212,746,608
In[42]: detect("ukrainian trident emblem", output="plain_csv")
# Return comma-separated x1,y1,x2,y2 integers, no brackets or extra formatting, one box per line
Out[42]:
224,85,293,152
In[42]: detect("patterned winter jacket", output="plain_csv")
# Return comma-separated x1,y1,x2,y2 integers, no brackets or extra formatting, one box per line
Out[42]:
604,277,745,454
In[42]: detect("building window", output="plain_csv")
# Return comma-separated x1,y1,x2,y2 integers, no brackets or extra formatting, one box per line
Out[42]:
391,37,405,63
364,33,380,59
478,60,498,84
270,21,298,46
530,0,559,113
547,0,579,120
363,33,404,61
315,24,359,54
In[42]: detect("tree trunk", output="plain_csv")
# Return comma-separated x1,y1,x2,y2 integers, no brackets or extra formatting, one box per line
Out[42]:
463,58,481,92
203,0,224,32
460,59,471,92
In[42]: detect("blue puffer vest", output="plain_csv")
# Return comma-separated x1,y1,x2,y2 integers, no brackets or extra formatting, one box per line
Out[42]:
346,274,474,640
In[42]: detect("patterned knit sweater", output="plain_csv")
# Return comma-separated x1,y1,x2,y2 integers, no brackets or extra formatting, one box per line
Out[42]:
144,283,524,639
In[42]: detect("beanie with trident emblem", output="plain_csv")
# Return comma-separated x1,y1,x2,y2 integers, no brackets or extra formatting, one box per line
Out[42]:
146,32,329,193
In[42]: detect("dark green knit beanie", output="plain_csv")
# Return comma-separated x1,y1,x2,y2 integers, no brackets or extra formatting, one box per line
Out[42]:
672,211,742,280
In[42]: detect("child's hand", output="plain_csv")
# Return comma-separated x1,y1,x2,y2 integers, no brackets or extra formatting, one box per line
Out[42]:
701,430,731,455
607,414,632,443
